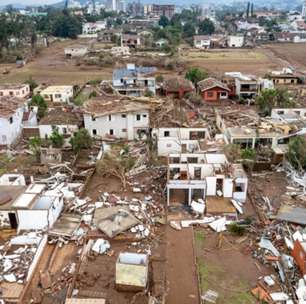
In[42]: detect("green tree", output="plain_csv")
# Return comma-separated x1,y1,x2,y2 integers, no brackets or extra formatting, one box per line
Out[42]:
29,136,42,162
183,22,196,44
25,77,38,92
198,18,215,35
159,15,169,28
256,88,295,116
30,94,48,119
49,129,64,148
287,137,306,172
52,14,82,39
185,68,208,87
70,128,93,154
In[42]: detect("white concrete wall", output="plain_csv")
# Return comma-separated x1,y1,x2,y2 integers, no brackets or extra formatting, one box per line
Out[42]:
223,178,233,198
206,176,217,196
194,39,211,48
39,124,78,139
26,234,48,282
84,111,149,140
0,106,24,145
17,196,63,230
0,84,30,98
17,210,49,230
227,36,244,47
64,47,88,57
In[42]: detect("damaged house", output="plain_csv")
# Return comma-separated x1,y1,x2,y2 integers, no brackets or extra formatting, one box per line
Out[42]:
0,97,37,146
268,68,304,86
0,83,30,98
167,153,248,206
153,127,211,156
38,108,81,141
216,108,306,156
0,178,63,231
83,95,150,140
112,64,156,97
40,85,74,104
225,72,259,99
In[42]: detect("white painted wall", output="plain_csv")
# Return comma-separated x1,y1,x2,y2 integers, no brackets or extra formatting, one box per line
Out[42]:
41,86,74,103
84,111,149,140
64,47,89,57
17,196,63,231
0,106,24,145
39,124,78,139
227,36,244,47
26,234,48,281
0,84,30,98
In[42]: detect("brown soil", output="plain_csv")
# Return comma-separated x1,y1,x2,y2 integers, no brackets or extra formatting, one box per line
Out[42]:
165,227,200,304
264,43,306,71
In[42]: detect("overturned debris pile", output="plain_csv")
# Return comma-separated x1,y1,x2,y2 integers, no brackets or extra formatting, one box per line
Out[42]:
0,232,45,284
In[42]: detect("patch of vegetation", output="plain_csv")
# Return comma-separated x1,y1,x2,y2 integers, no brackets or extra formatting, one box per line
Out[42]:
185,67,208,87
70,129,93,154
228,223,246,236
30,94,48,119
287,137,306,172
241,148,256,160
256,88,295,116
194,230,205,249
74,92,90,106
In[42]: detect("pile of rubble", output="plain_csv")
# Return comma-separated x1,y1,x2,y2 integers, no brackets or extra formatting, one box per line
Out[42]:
0,232,44,284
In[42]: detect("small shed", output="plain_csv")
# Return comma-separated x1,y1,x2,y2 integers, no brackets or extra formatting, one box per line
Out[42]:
115,252,149,291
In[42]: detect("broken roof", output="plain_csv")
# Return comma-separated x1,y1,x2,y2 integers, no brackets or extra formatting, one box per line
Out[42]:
0,185,26,210
0,84,29,90
93,206,139,238
39,108,81,125
198,77,230,92
0,97,25,118
83,97,150,117
113,66,156,80
276,205,306,225
163,77,194,92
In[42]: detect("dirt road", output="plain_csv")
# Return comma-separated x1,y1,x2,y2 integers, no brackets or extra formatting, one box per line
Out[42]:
166,226,200,304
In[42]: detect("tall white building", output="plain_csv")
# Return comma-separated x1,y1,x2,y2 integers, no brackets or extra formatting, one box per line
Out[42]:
302,0,306,18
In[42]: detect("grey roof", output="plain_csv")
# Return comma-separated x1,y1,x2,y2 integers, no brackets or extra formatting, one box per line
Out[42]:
113,66,157,80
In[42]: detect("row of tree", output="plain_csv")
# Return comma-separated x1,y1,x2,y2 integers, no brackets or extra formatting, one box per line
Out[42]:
0,9,82,56
155,9,215,47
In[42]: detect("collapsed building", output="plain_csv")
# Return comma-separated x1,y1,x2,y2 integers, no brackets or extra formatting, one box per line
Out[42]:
166,152,248,206
216,108,306,156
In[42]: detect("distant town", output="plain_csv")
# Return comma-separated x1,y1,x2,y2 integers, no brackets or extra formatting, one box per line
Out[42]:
1,1,306,304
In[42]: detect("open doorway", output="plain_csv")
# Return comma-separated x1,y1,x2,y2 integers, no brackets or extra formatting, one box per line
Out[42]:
8,212,18,229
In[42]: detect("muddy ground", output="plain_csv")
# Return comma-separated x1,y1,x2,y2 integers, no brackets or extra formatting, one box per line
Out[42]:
264,43,306,71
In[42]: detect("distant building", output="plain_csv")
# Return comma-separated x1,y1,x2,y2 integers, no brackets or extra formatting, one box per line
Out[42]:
121,34,141,48
64,45,89,58
82,21,106,35
149,4,175,19
40,86,74,103
193,35,211,49
227,35,244,48
0,84,30,99
302,0,306,18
